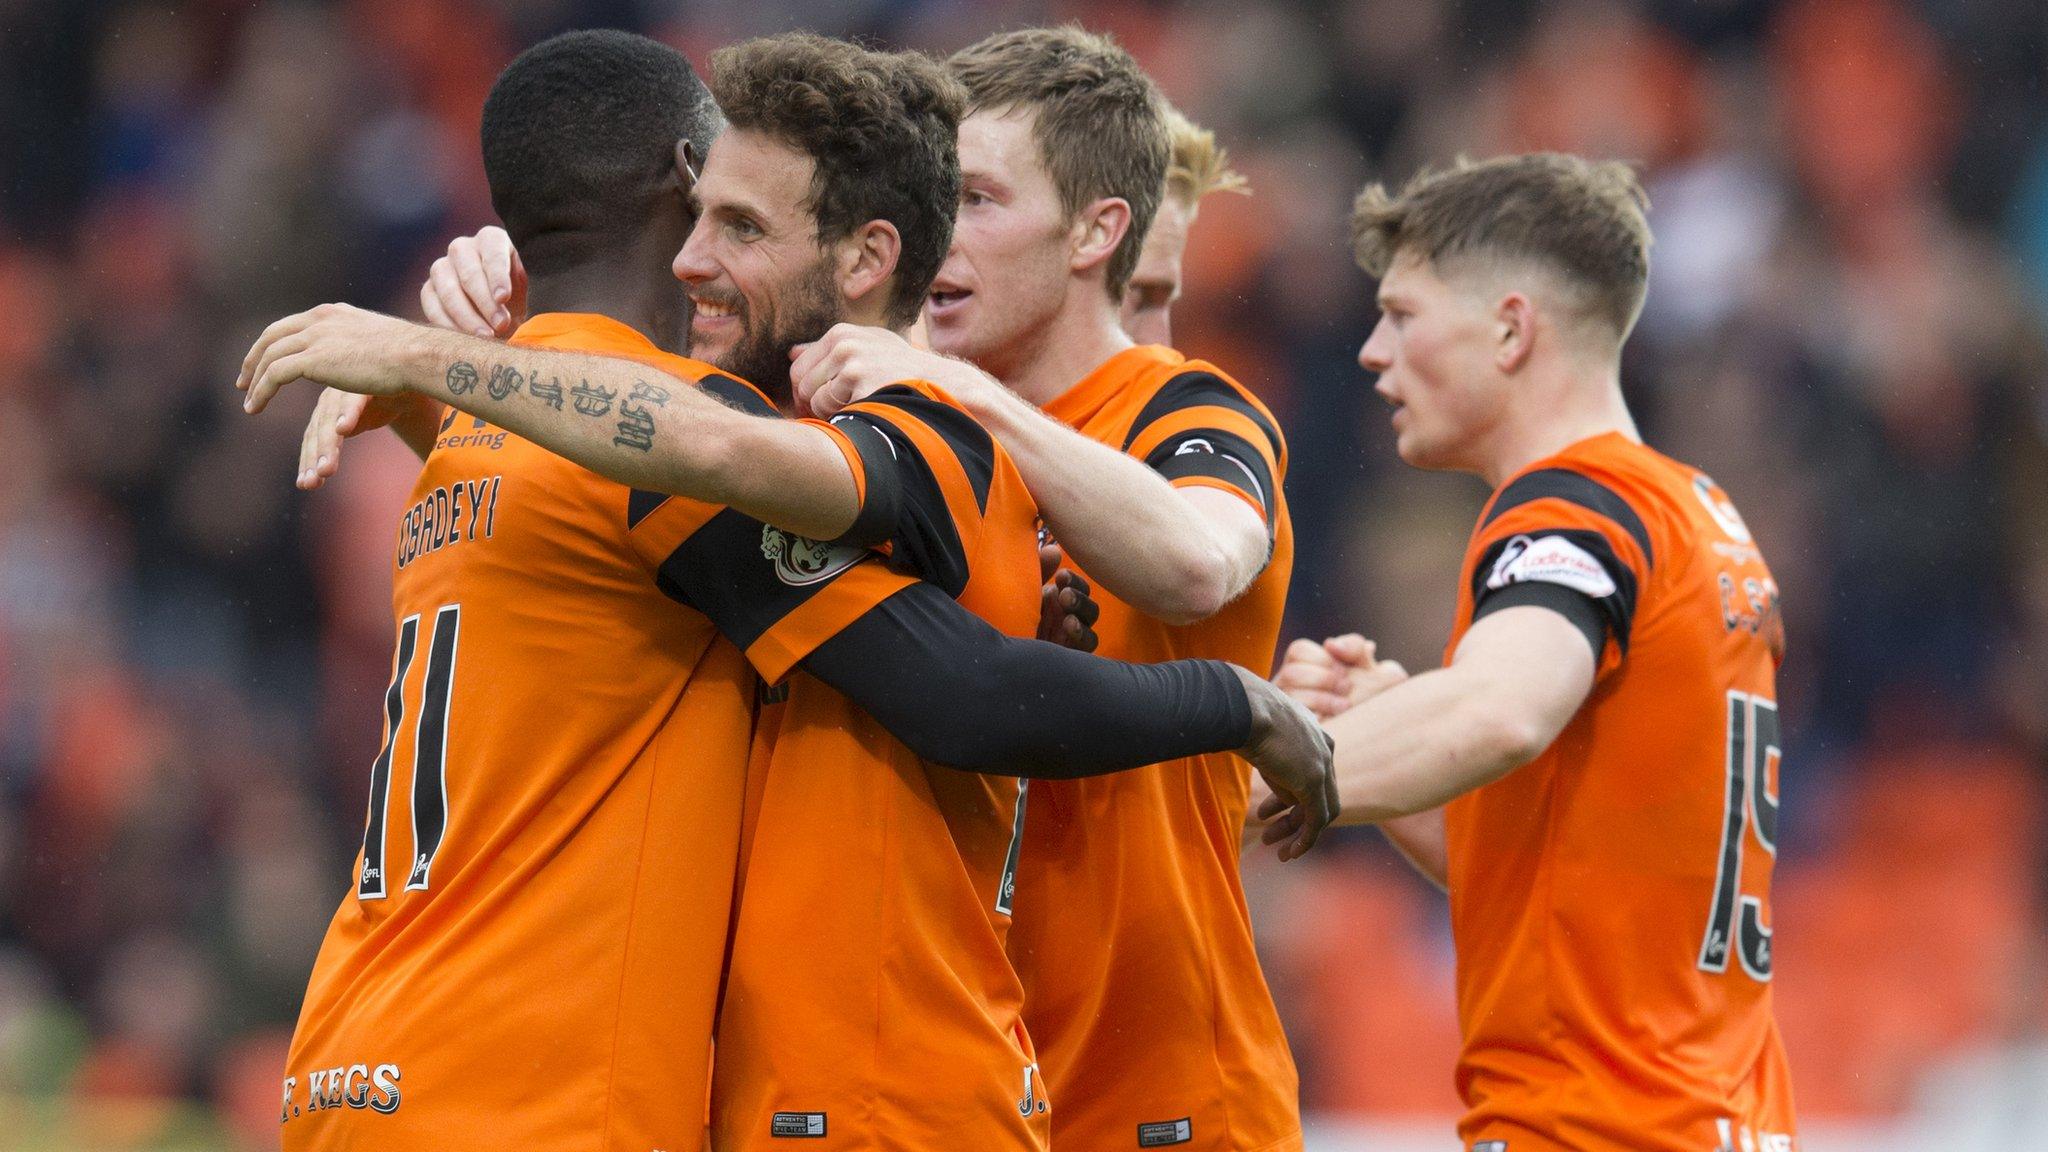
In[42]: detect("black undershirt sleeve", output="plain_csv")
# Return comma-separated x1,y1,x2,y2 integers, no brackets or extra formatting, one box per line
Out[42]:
798,582,1254,777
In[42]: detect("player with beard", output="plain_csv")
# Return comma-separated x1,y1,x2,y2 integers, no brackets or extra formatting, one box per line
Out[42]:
240,33,1336,1152
789,28,1304,1152
399,34,1300,1148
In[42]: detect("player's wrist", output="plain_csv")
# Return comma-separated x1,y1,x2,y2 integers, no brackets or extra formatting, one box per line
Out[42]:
1228,664,1269,751
406,326,471,400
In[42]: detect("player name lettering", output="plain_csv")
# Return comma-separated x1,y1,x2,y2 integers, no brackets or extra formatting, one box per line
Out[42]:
397,475,503,570
280,1061,401,1122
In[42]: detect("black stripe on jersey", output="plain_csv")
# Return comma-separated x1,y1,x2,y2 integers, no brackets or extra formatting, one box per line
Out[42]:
860,385,994,513
1481,468,1654,568
700,372,779,418
1469,527,1639,652
1121,370,1284,462
829,385,995,597
626,488,668,530
1143,426,1278,528
825,415,904,550
656,507,871,654
1472,580,1610,663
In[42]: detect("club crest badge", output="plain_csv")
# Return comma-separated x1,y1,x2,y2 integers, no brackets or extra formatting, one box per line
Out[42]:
760,525,862,587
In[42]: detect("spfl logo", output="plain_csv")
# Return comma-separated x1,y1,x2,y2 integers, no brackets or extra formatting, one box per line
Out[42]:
759,525,862,587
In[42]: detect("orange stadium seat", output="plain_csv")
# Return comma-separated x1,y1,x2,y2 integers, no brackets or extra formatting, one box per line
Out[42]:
1775,745,2042,1115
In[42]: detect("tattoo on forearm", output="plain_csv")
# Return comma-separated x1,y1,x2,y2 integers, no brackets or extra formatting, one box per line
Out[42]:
486,364,523,401
445,358,665,452
571,381,617,417
613,381,670,452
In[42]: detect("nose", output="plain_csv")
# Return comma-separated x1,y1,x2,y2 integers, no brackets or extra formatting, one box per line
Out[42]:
1358,315,1394,373
673,222,716,286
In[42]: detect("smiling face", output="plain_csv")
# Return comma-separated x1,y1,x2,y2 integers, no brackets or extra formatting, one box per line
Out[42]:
1119,195,1190,345
1358,250,1513,473
673,127,841,398
923,108,1076,380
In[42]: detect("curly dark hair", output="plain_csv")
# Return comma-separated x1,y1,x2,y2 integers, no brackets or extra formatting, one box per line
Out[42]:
709,34,964,328
481,30,719,266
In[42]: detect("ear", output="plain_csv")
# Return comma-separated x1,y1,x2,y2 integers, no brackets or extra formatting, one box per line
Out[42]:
674,139,699,197
1069,196,1134,279
839,219,903,318
1495,292,1536,373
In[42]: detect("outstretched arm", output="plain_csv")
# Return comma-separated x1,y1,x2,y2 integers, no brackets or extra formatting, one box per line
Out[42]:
801,581,1337,861
1265,606,1596,829
794,325,1271,624
238,304,862,541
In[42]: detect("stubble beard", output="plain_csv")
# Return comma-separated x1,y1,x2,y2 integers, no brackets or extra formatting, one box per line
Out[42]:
715,259,842,410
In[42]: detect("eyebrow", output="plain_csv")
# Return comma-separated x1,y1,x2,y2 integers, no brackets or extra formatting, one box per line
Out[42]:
706,194,770,227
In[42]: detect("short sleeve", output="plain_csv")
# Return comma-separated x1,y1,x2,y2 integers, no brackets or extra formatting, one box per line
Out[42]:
1120,370,1285,535
636,370,917,683
804,383,997,598
1466,467,1655,679
655,506,917,685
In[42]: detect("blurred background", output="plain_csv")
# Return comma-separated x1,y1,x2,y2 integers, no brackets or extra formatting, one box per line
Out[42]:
1,0,2044,1148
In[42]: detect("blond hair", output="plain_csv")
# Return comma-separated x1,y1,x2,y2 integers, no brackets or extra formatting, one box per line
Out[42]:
948,26,1168,300
1351,153,1652,340
1162,105,1249,210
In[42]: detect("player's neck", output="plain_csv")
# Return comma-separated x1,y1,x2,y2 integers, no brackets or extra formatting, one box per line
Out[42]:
526,266,690,355
523,225,693,353
1478,366,1640,489
1000,286,1133,408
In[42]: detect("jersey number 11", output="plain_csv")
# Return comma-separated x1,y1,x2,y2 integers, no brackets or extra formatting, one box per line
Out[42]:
357,605,460,900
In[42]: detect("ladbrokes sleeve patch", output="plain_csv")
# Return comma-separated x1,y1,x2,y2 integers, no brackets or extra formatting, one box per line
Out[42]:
1485,534,1620,599
1470,525,1640,671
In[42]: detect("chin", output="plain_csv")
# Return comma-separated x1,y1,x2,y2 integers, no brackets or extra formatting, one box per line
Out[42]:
691,333,736,366
923,319,981,364
1394,431,1448,472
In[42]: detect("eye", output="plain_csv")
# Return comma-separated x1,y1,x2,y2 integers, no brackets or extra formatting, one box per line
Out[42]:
962,188,993,208
727,215,762,240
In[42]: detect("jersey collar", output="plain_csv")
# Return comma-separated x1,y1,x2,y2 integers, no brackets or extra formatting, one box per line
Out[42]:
510,312,657,353
1043,344,1184,426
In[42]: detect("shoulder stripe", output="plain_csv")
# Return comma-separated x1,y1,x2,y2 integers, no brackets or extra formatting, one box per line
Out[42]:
1483,467,1654,567
859,385,995,514
827,416,904,549
700,373,778,418
1122,370,1283,458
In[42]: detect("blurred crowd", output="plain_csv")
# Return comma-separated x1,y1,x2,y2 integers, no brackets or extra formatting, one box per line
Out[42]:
1,0,2045,1146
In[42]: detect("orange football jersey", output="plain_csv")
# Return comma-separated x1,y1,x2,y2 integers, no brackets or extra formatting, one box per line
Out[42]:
282,314,915,1152
1444,432,1796,1152
708,381,1052,1152
1006,345,1302,1152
